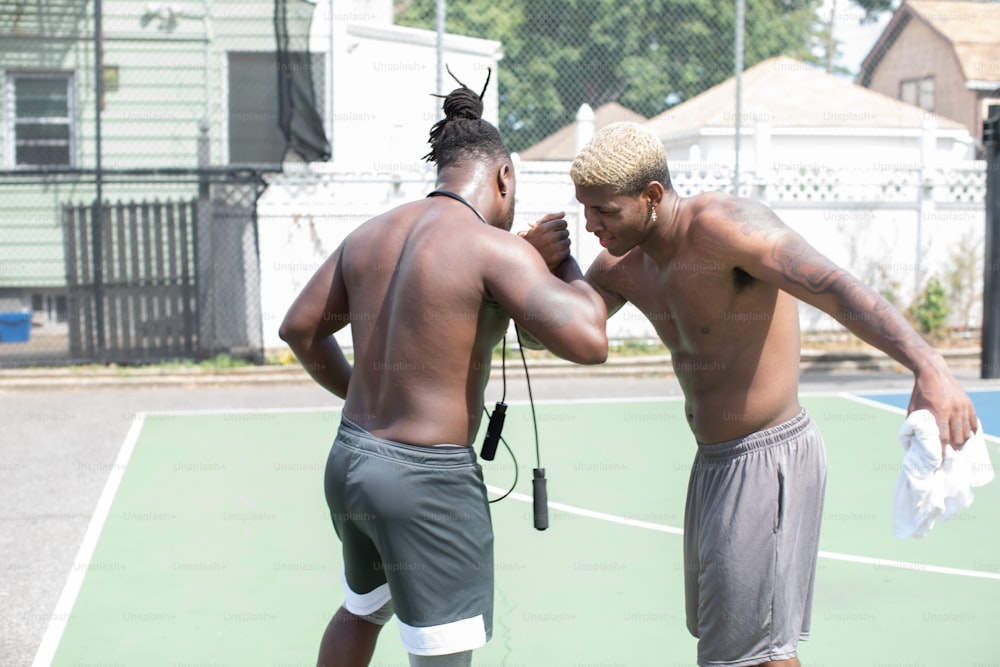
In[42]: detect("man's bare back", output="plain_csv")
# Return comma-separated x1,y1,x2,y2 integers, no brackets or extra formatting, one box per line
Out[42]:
281,191,607,449
338,196,516,446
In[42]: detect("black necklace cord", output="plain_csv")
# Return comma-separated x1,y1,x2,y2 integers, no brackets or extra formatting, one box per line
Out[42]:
427,189,489,225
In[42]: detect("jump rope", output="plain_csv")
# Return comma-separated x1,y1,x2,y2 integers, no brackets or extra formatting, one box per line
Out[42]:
481,326,547,531
427,188,548,531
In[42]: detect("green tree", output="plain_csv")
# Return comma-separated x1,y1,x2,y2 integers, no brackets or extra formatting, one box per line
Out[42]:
908,276,950,341
850,0,895,22
396,0,825,152
943,227,983,331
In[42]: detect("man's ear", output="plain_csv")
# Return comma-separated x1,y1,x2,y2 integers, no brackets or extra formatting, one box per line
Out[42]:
497,163,512,198
643,181,664,208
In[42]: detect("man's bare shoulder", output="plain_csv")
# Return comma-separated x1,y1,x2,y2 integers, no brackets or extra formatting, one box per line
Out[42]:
345,198,535,273
347,200,425,238
686,192,786,243
587,246,647,291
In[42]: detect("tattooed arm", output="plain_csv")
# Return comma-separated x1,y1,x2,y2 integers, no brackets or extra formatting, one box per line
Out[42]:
711,198,977,450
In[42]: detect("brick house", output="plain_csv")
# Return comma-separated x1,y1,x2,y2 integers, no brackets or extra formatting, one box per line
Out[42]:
857,0,1000,156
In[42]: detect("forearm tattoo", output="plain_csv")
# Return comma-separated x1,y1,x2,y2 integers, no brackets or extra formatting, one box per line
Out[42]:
735,200,924,354
772,231,920,352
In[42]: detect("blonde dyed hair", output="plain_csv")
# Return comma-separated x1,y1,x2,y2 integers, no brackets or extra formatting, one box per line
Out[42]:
570,122,670,196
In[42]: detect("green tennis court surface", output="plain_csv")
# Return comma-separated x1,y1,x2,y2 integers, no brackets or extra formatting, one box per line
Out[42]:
39,395,1000,666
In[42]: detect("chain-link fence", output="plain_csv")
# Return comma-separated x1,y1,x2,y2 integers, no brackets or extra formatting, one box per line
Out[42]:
0,168,266,366
2,0,996,367
395,0,827,154
1,0,289,366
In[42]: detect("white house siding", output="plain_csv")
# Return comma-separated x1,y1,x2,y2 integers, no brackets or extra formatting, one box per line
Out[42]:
322,22,502,171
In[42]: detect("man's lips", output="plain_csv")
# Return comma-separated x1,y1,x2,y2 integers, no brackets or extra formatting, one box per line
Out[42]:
597,235,612,247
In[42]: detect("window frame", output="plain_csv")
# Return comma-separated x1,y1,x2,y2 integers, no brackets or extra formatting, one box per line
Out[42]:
3,71,77,169
917,76,935,112
899,75,935,113
899,79,918,107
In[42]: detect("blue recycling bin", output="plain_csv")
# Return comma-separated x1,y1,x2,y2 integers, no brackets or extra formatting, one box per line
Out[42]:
0,312,32,343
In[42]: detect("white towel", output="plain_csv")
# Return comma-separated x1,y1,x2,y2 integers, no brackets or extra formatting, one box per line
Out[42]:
892,409,995,539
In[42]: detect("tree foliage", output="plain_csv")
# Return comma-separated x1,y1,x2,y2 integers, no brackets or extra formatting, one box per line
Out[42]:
850,0,896,22
396,0,826,152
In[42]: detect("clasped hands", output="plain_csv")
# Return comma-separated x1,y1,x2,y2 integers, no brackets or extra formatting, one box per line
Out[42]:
519,212,572,271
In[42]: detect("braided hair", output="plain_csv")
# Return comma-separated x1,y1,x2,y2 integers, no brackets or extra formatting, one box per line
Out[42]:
423,66,509,168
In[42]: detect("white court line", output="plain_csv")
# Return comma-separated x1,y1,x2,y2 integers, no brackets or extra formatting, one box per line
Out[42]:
488,485,684,535
485,484,1000,581
838,391,908,415
31,413,148,667
839,390,1000,444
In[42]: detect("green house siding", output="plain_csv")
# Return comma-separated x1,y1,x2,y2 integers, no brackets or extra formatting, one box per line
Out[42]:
1,0,284,288
1,181,90,289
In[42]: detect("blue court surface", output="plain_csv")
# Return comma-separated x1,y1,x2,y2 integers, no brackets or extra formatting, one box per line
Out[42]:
859,389,1000,436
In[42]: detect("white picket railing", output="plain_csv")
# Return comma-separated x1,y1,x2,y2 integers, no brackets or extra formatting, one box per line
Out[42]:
257,160,988,349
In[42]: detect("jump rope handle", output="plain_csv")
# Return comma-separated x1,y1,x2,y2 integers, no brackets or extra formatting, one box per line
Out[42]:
533,468,548,531
481,402,506,461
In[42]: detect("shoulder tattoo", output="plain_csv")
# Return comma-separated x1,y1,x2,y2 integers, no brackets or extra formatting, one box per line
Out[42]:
728,200,784,239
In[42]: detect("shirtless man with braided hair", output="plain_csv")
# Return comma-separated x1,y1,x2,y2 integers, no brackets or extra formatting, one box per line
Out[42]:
279,72,606,667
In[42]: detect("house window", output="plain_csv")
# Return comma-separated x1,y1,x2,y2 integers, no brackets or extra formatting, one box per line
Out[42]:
918,77,935,111
900,80,917,106
226,52,325,165
32,292,68,324
227,53,286,165
899,76,935,112
5,73,75,168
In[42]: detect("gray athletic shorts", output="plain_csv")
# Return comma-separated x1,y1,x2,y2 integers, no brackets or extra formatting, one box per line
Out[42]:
683,409,827,667
324,417,494,656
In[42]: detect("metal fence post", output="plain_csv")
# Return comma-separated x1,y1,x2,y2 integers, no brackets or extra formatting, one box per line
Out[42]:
981,104,1000,378
92,0,106,357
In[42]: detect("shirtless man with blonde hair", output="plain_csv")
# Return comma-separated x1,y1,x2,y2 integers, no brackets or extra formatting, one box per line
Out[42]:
528,121,977,667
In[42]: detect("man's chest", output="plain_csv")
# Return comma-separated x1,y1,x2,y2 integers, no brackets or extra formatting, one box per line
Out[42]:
618,262,757,352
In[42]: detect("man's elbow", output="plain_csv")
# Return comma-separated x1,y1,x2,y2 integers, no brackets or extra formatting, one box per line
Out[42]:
580,304,609,364
566,322,608,365
277,320,295,345
580,329,609,365
278,316,309,352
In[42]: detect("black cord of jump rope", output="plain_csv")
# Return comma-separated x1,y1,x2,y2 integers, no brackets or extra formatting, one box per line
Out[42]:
485,328,540,504
514,324,541,467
